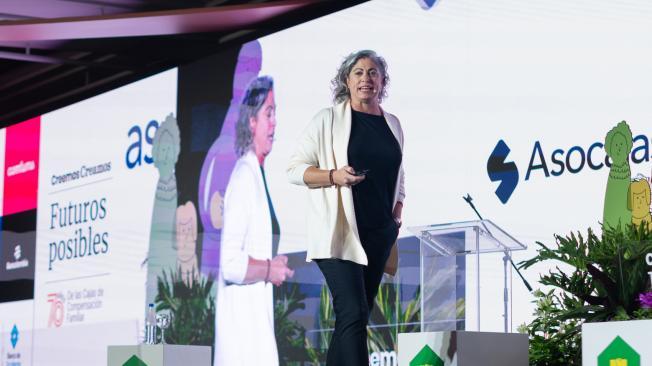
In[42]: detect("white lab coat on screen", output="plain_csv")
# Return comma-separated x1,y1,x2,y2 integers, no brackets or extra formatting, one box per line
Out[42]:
214,150,278,366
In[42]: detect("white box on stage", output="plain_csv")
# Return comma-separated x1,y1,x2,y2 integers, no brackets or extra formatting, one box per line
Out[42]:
107,344,211,366
582,319,652,366
398,331,528,365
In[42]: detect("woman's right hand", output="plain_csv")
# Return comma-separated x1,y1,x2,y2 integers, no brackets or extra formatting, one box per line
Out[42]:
268,255,294,286
333,166,365,187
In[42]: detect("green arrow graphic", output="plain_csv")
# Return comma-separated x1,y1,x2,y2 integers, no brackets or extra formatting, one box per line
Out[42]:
122,355,148,366
410,344,445,366
598,336,640,366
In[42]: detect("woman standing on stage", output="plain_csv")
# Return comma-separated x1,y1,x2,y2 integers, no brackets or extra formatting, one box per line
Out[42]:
287,50,405,366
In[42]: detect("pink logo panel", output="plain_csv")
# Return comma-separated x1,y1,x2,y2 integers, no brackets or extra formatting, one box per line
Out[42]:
4,117,40,215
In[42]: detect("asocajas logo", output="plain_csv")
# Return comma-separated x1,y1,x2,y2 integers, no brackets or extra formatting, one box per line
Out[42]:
486,131,652,204
487,140,519,204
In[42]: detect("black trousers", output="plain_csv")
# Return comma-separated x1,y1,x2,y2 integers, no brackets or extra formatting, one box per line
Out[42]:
316,221,398,366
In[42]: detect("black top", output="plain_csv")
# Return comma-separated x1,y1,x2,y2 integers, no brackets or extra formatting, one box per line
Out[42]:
347,109,402,231
260,166,280,257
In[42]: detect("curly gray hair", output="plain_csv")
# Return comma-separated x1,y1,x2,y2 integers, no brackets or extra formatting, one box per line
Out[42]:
235,76,274,157
331,50,389,104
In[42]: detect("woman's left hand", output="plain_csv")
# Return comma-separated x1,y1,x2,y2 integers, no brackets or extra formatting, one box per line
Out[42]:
392,201,403,228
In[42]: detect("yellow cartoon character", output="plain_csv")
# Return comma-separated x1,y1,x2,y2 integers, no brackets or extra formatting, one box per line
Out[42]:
628,178,652,227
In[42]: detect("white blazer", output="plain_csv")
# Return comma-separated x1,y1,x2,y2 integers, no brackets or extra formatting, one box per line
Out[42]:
287,101,405,265
215,150,278,366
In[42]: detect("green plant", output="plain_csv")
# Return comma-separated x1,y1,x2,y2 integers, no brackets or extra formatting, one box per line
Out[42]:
518,290,582,366
304,284,333,365
367,282,421,353
519,223,652,365
274,283,309,365
155,269,216,346
303,279,421,362
521,224,652,322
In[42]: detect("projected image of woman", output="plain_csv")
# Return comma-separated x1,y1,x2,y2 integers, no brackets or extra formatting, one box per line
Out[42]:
215,76,294,366
288,50,405,366
198,40,263,280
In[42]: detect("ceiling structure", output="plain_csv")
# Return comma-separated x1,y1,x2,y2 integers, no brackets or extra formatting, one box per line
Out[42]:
0,0,366,128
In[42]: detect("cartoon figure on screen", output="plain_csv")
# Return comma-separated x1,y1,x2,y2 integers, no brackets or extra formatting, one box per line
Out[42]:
146,113,181,306
176,201,199,285
603,121,633,230
198,40,263,281
629,178,652,227
214,76,294,366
